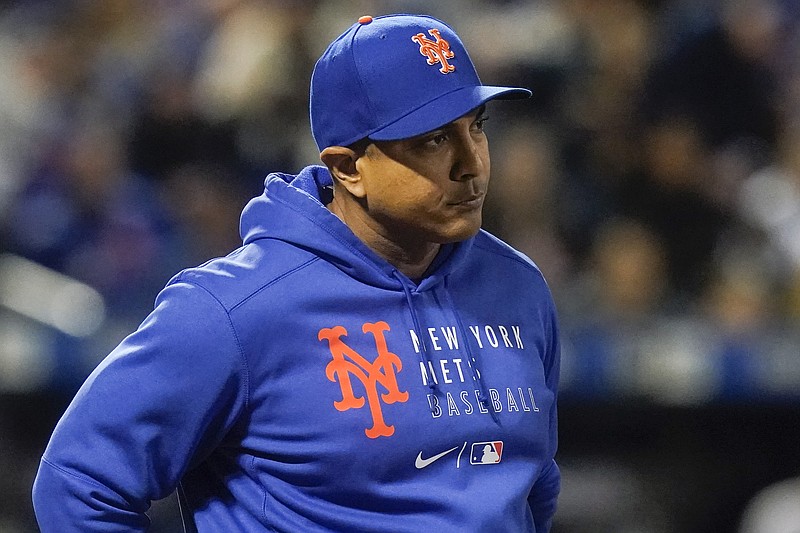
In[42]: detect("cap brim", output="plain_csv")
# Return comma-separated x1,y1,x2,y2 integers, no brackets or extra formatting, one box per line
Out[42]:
367,85,531,142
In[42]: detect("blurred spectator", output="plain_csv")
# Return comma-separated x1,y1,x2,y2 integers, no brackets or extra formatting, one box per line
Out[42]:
559,217,669,398
128,66,243,188
642,0,783,151
191,0,318,175
483,120,571,287
737,122,800,281
624,115,733,300
159,162,247,266
700,249,776,399
5,119,179,322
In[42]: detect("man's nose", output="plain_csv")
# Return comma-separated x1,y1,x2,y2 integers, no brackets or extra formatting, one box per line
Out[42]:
451,133,486,182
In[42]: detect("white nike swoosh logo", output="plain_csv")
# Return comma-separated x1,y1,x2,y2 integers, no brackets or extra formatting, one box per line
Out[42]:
415,445,460,469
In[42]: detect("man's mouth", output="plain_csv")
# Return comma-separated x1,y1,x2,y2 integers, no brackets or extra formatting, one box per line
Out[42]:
448,194,484,208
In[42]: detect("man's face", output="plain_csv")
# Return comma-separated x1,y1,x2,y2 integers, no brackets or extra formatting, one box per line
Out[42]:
355,107,491,247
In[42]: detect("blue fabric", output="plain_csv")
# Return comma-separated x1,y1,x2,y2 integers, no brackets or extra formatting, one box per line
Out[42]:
33,165,560,532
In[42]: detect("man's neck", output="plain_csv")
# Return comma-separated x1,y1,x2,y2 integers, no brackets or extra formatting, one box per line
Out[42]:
327,195,440,280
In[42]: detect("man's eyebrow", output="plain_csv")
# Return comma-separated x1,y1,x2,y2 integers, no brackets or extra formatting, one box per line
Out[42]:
414,105,489,139
458,105,486,124
445,105,487,129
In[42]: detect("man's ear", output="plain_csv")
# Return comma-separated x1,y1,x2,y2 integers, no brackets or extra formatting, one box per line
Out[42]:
320,146,366,198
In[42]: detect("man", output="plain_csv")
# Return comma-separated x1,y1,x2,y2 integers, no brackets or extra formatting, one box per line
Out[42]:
33,14,561,532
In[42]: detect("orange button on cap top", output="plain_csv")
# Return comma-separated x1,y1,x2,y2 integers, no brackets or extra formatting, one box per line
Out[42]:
358,15,373,24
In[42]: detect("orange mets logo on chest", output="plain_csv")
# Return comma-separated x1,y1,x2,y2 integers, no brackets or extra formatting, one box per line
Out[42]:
412,28,455,74
319,321,409,438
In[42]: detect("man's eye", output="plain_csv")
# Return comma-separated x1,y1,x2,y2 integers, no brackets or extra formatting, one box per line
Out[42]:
425,133,448,147
474,116,489,131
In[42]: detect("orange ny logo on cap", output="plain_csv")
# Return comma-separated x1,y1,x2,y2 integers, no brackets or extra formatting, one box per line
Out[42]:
412,29,455,74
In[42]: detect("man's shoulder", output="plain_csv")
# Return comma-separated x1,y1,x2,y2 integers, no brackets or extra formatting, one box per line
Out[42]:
472,230,543,277
166,239,319,311
467,232,557,315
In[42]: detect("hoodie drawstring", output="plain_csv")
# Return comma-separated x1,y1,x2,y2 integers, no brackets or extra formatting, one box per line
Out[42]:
442,275,499,425
394,270,499,424
393,271,439,414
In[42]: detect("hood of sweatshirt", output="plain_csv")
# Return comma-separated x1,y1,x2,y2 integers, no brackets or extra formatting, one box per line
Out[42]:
239,165,474,292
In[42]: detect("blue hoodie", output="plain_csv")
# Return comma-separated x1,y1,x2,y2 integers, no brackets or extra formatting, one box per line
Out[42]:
33,165,560,532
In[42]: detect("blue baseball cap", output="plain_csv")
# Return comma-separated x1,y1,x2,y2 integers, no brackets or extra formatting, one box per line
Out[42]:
310,14,531,151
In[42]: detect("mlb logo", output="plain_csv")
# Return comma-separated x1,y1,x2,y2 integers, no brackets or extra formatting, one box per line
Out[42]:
470,441,503,465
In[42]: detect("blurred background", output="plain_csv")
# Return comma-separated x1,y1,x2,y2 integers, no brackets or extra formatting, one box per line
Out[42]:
1,0,799,531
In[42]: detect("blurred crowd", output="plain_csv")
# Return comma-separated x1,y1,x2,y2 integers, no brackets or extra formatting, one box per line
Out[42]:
2,0,800,399
1,1,800,531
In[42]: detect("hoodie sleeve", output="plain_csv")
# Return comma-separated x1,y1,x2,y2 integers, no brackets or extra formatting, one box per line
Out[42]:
32,280,249,532
528,298,561,532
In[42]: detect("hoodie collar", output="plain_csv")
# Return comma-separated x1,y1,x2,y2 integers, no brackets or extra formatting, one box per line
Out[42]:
239,165,474,291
